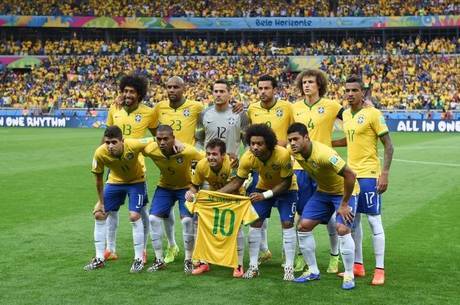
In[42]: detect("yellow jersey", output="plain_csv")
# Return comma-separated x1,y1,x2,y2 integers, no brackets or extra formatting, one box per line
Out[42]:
192,155,237,191
237,146,298,191
342,107,389,178
247,100,294,142
143,143,205,189
291,141,359,195
185,190,258,268
91,138,153,184
106,104,156,138
152,99,204,145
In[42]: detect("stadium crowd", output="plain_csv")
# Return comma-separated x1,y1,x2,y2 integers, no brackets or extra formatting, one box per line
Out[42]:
1,52,458,112
1,37,459,56
0,0,459,17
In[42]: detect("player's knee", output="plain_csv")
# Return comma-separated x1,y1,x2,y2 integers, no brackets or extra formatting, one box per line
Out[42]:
250,219,264,228
297,219,314,232
336,224,351,236
181,216,193,231
149,214,162,225
129,212,141,222
367,215,384,235
281,221,294,229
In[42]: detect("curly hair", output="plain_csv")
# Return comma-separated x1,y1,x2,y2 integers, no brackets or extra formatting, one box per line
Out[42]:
245,124,277,152
119,74,148,102
295,69,328,98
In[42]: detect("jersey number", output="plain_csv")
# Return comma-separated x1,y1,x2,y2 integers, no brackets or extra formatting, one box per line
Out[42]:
347,129,355,142
170,120,182,131
217,126,227,139
212,208,235,237
122,124,132,135
307,118,314,130
364,191,376,208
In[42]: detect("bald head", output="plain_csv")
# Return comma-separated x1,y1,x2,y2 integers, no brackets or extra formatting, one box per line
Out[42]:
166,76,185,103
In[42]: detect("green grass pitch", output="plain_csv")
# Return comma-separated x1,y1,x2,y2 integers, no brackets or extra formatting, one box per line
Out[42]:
1,128,459,305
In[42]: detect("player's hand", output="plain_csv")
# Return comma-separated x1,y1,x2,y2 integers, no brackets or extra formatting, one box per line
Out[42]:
337,203,354,224
377,171,389,194
228,153,239,168
249,192,264,203
185,191,196,202
173,140,185,153
114,95,124,110
232,101,244,114
92,200,106,215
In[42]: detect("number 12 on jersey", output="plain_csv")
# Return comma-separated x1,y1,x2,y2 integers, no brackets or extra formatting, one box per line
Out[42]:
212,207,235,236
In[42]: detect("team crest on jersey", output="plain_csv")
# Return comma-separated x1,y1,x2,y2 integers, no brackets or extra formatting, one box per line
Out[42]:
183,109,191,117
275,108,283,117
125,152,135,160
227,117,236,125
135,114,142,122
318,107,325,114
357,115,365,124
311,161,319,169
329,155,339,166
176,156,184,164
272,164,281,171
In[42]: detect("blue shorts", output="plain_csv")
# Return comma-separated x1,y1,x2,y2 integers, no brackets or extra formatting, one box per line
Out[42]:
357,178,381,215
294,169,316,215
252,189,297,223
302,191,357,228
150,186,191,218
245,171,259,195
104,182,147,213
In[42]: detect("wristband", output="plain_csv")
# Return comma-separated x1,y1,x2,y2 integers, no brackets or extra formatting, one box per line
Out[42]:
262,190,274,199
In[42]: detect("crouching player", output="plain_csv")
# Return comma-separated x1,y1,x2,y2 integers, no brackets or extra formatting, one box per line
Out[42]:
84,126,152,273
287,123,359,290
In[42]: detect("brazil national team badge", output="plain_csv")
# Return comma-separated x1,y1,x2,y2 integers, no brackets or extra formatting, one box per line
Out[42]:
276,108,283,117
135,114,142,122
357,115,365,124
228,117,236,125
318,107,325,114
126,152,134,160
183,109,191,117
176,156,184,164
329,155,339,165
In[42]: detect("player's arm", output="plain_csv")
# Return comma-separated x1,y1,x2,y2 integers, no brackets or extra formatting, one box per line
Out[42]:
218,176,245,194
377,133,394,194
337,165,356,224
249,175,293,203
195,112,205,150
332,137,347,147
93,173,105,214
185,184,199,202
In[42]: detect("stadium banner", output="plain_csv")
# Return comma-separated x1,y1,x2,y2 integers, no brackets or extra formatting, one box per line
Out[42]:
0,15,458,29
0,115,106,128
0,56,47,68
386,119,460,132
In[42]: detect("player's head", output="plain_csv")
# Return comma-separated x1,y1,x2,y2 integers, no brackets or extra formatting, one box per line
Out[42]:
287,123,310,154
345,75,365,107
257,75,277,104
245,124,277,158
205,138,226,168
103,126,124,157
295,69,328,99
166,76,185,103
212,80,231,105
155,124,175,154
119,74,148,107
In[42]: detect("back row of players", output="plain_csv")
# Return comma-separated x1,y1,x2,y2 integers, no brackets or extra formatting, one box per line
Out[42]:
85,70,393,290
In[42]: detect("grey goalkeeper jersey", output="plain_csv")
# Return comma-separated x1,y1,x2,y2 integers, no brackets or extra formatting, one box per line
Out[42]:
197,105,249,156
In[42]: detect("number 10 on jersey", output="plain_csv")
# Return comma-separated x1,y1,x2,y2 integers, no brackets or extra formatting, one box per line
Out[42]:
212,208,235,237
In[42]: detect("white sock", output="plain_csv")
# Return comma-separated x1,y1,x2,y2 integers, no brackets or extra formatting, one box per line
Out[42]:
327,214,339,256
259,219,269,252
237,228,245,266
352,213,363,264
339,233,356,277
94,219,106,260
140,206,150,250
131,218,144,260
248,227,262,267
297,231,319,274
181,217,194,260
163,208,177,247
149,214,164,260
283,227,296,268
106,211,119,252
368,215,385,269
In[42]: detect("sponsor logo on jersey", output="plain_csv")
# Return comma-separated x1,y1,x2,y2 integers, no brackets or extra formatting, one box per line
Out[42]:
135,114,142,122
